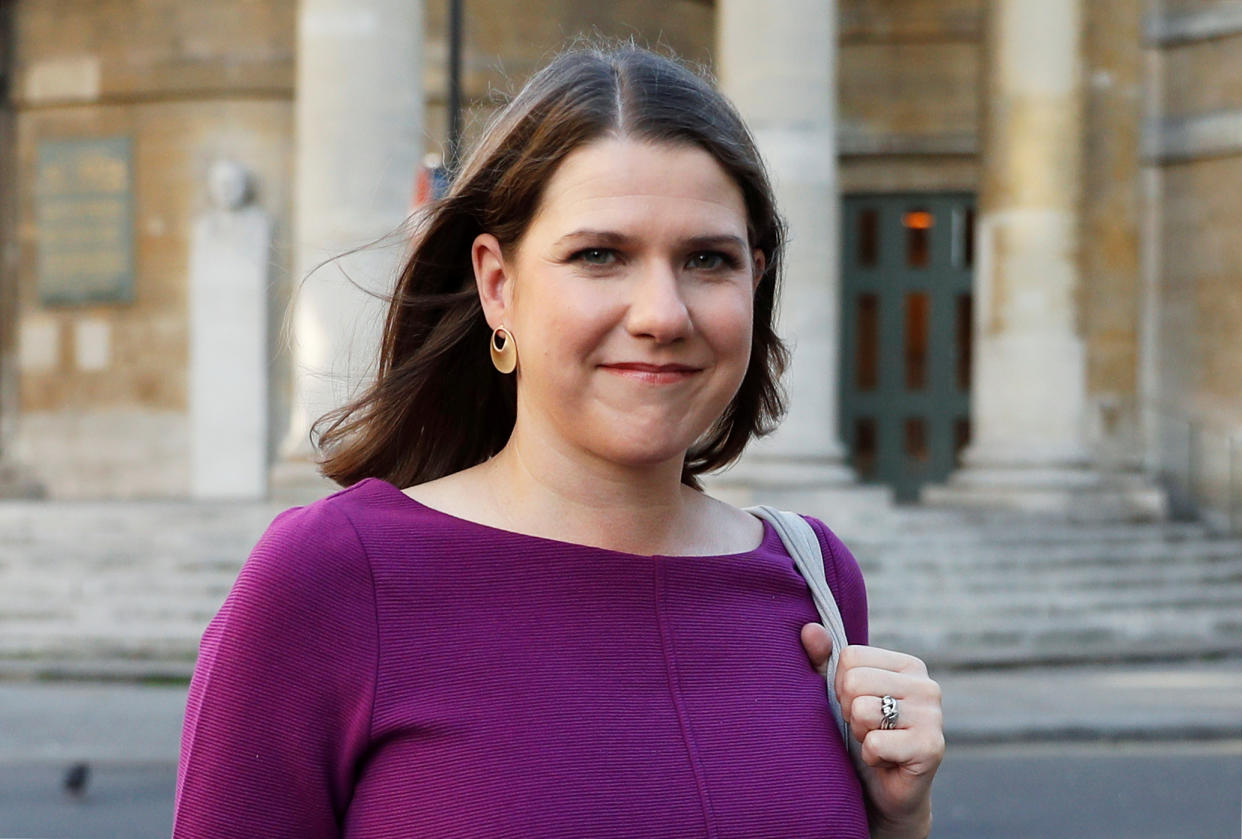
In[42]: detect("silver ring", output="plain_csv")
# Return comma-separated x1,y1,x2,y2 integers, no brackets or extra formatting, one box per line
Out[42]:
880,695,900,730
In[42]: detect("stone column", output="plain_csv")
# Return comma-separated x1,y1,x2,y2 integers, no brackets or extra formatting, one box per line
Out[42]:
923,0,1163,519
272,0,424,501
189,160,272,500
712,0,876,514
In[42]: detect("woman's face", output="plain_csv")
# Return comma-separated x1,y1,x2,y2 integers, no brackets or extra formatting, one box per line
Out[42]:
474,137,762,473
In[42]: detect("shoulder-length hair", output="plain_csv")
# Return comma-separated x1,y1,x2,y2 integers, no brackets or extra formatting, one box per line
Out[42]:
314,44,789,490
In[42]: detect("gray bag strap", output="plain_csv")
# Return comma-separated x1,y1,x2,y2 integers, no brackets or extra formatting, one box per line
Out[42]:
747,505,864,770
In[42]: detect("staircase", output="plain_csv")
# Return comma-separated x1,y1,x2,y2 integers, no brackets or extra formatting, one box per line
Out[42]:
837,509,1242,668
0,500,281,677
1,499,1240,677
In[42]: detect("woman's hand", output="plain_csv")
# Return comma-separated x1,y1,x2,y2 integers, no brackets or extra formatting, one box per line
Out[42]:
801,623,944,839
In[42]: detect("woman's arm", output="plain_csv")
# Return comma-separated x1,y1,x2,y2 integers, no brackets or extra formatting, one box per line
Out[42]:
803,519,943,839
173,501,379,839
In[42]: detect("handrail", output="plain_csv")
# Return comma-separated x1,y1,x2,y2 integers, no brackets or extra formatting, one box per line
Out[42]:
1141,401,1241,535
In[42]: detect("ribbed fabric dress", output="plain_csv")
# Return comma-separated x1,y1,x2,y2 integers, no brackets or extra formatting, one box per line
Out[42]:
172,477,870,838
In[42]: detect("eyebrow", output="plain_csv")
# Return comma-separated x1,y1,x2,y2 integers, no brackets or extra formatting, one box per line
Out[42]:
553,229,749,252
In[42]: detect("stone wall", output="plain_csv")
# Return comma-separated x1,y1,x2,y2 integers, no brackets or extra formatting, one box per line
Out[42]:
424,0,714,160
5,0,714,499
837,0,983,193
1081,0,1145,471
1147,0,1242,523
6,0,1241,516
8,0,296,498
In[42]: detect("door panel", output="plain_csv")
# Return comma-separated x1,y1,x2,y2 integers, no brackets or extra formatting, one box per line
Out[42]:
840,194,974,502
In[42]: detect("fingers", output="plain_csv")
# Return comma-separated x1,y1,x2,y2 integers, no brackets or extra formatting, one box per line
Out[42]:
847,691,942,744
833,645,942,764
831,645,944,832
838,644,929,682
802,636,940,744
860,727,946,773
838,667,920,712
800,623,833,676
838,662,940,716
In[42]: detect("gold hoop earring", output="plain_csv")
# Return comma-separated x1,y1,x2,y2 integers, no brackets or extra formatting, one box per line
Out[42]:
489,325,517,374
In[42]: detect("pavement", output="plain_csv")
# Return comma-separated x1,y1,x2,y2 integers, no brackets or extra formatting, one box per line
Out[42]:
1,660,1238,766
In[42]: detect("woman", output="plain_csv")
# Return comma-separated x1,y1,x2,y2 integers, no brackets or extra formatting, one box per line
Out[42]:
173,45,943,838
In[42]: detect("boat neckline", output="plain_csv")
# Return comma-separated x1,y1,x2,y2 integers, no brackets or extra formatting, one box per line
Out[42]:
357,476,783,561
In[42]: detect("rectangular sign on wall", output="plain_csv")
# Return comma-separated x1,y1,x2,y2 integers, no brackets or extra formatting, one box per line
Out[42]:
36,136,135,305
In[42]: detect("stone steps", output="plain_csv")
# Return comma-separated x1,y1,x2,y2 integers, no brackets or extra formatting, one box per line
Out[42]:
853,537,1241,566
864,556,1242,593
844,519,1214,545
870,585,1242,616
2,499,1240,671
873,607,1242,644
852,507,1242,667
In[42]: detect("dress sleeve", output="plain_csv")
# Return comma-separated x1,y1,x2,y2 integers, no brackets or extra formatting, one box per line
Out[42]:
172,499,379,839
804,516,869,647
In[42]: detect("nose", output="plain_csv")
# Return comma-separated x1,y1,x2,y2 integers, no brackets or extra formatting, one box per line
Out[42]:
624,262,692,343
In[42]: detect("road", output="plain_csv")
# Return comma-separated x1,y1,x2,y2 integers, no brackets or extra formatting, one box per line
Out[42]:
931,740,1242,839
1,740,1239,838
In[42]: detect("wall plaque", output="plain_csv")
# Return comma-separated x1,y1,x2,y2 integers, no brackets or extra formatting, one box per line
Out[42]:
36,136,135,305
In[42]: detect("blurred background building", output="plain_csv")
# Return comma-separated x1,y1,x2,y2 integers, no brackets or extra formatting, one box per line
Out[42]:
0,0,1238,533
2,9,1241,834
2,0,1241,678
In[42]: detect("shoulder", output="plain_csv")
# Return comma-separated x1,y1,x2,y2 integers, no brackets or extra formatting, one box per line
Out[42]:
251,483,372,571
253,476,508,584
798,516,856,584
230,481,388,621
744,506,865,596
797,515,864,592
798,514,870,646
196,483,386,687
251,476,433,568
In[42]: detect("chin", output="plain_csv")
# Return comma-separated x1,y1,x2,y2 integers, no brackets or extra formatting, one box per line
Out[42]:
569,406,723,470
591,433,703,473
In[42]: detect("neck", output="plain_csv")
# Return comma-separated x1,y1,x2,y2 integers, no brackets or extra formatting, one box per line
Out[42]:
483,420,700,556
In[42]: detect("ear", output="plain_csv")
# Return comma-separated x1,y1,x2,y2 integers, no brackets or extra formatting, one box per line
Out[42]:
751,248,766,292
472,233,513,329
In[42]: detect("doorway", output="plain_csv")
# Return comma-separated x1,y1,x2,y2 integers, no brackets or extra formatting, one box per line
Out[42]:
839,193,975,502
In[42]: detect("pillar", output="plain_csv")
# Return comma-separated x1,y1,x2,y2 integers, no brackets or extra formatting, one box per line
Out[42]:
272,0,424,501
189,161,272,499
922,0,1164,519
712,0,876,514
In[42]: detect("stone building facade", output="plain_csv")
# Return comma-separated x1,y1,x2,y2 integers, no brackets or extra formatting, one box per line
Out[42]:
0,0,1238,528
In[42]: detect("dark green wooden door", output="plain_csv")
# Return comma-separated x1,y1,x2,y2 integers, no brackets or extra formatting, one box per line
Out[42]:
839,194,975,502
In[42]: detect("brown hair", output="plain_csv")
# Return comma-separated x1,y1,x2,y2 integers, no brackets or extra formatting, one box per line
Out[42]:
314,44,789,490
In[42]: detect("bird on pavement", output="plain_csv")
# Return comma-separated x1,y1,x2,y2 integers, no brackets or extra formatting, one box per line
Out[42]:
63,762,90,799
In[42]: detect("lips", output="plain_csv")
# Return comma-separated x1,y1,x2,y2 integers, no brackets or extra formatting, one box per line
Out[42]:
603,363,700,373
600,362,703,383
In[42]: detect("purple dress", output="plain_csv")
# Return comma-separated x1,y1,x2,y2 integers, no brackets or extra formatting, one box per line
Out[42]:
173,477,870,838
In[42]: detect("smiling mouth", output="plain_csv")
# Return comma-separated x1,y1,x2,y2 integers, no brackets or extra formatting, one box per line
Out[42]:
600,362,703,383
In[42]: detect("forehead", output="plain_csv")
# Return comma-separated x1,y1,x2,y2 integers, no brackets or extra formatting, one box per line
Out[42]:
527,138,749,237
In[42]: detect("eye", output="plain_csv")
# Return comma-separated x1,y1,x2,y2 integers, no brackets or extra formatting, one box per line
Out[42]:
686,251,736,271
572,247,617,266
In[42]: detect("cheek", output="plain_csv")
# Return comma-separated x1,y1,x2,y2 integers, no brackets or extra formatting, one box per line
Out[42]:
512,294,613,381
699,292,756,356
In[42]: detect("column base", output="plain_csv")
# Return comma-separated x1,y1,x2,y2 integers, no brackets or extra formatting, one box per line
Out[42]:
704,454,894,529
921,465,1168,522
